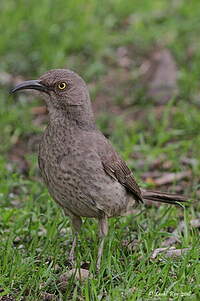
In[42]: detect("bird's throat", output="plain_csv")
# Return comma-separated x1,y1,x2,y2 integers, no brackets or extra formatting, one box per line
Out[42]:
48,105,96,131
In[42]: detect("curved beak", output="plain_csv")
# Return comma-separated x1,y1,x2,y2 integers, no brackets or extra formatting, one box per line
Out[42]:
11,80,49,94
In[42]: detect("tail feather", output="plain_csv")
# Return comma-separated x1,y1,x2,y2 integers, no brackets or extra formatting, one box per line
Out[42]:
141,190,187,207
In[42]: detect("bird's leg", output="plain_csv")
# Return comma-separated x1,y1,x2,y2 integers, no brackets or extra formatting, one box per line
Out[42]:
68,215,82,265
69,233,77,264
97,216,108,270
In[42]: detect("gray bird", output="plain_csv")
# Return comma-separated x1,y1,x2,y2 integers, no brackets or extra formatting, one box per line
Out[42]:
11,69,186,269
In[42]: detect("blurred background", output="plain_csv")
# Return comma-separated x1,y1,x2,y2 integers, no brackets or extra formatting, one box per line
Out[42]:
1,0,200,193
0,0,200,299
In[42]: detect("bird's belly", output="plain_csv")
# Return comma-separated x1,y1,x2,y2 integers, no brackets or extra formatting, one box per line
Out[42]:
39,152,135,218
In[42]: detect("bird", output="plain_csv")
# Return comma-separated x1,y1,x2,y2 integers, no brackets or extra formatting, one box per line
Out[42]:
11,69,186,269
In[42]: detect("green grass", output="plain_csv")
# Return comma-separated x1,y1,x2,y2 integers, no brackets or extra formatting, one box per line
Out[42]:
0,0,200,300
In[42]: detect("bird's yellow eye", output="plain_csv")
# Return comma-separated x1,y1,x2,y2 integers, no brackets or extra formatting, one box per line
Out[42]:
58,82,67,90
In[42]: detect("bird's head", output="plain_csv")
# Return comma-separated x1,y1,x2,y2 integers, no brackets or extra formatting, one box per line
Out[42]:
11,69,90,113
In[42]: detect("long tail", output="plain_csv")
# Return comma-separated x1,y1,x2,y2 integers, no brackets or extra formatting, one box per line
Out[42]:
141,190,187,206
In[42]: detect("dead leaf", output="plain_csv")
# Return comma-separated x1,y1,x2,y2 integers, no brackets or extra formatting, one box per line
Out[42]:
151,247,190,259
181,157,198,167
190,219,200,228
161,236,180,247
162,247,190,258
116,46,132,68
0,296,16,301
153,171,191,186
8,153,29,175
41,292,57,301
137,154,174,172
58,268,90,291
162,160,173,170
144,48,178,104
162,221,184,247
122,239,139,251
7,139,30,175
162,218,200,247
142,171,163,179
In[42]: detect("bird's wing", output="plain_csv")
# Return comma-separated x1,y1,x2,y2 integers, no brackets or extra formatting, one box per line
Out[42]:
97,133,143,203
102,156,143,203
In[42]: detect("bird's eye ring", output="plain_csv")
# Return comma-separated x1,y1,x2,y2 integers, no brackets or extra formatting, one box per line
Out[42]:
58,82,67,90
